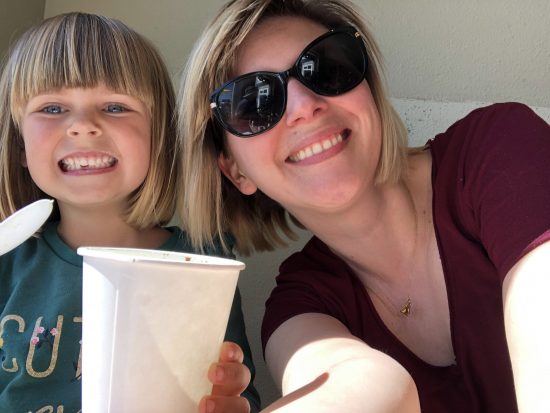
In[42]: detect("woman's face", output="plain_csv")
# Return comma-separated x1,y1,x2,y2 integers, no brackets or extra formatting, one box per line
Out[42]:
218,16,383,219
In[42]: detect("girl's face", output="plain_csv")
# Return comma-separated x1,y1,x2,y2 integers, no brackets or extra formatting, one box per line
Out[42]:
218,16,383,219
20,83,151,212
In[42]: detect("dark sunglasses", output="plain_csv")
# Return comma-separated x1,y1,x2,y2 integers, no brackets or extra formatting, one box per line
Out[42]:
209,26,368,138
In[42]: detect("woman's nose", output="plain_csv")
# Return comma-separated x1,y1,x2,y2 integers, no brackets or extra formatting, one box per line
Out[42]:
284,78,328,126
66,113,101,137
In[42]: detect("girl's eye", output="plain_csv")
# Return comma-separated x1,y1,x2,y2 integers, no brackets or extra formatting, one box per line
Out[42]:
106,104,126,113
41,105,64,114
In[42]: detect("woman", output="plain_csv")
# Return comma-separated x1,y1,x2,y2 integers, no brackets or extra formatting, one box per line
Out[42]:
177,0,550,411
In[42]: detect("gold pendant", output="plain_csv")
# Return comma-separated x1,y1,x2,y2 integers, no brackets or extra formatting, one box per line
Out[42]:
400,298,412,317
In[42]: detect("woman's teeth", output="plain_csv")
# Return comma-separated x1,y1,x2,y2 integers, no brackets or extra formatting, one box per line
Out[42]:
289,132,345,162
59,156,117,171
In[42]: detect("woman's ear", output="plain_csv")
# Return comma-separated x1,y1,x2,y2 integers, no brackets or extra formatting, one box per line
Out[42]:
217,152,257,195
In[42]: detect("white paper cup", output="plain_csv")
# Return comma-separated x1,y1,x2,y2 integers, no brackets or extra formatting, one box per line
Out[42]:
77,247,244,413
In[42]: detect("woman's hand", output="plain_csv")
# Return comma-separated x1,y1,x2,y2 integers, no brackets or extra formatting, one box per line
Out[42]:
199,341,252,413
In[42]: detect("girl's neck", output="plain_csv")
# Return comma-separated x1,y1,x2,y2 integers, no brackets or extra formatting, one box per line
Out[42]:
55,204,171,250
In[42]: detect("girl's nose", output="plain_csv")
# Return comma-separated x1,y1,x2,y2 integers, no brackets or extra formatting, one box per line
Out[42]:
67,113,101,137
284,78,328,127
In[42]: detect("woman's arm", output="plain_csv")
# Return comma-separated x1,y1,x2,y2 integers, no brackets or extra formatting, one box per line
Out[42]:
503,241,550,413
262,313,420,413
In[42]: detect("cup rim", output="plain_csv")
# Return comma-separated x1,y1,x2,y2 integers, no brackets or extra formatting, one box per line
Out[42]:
77,246,246,270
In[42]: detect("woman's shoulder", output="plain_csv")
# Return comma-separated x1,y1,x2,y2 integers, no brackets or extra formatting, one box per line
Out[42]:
460,102,545,140
429,103,550,276
463,101,535,120
430,102,549,167
432,102,545,147
453,101,538,125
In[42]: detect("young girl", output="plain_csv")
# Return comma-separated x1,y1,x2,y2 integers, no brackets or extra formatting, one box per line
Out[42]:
178,0,550,412
0,12,259,413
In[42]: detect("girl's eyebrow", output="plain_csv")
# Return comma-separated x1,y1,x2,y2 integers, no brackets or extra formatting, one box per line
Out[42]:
27,91,68,101
106,94,141,101
25,95,62,106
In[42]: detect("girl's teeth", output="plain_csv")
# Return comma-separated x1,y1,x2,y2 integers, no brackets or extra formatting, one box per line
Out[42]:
60,156,117,171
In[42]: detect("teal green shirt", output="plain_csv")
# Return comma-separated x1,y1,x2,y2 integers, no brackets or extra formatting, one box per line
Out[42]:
0,222,260,412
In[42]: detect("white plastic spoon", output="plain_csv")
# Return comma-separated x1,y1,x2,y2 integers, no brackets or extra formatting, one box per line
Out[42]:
0,199,54,255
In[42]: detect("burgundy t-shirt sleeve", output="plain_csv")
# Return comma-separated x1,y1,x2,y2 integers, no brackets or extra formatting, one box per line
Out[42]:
260,270,324,351
459,103,550,278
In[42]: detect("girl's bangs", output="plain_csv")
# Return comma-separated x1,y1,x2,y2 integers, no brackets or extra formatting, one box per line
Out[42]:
10,17,153,122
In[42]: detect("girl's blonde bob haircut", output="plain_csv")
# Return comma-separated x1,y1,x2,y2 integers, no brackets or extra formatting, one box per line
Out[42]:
0,12,178,228
178,0,407,256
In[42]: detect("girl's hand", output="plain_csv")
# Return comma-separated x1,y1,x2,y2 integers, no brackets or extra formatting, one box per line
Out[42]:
199,341,252,413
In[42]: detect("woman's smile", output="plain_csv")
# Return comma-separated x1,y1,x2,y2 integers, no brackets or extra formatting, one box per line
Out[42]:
287,129,350,163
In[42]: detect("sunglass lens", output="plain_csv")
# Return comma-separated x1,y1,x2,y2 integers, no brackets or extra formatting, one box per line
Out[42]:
212,29,366,137
298,31,365,95
215,74,285,136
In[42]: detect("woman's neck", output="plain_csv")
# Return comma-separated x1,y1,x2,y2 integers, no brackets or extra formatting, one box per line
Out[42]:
294,151,433,286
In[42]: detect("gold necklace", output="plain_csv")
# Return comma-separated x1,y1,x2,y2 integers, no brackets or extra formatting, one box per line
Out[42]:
400,297,412,317
368,286,413,318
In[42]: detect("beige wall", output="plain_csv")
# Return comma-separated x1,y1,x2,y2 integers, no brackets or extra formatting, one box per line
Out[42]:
0,0,45,58
362,0,550,107
4,0,549,407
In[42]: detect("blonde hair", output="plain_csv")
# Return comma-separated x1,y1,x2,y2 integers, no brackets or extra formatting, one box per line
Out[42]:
178,0,407,255
0,12,178,228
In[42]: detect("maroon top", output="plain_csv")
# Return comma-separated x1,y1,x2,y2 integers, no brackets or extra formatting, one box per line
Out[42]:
262,103,550,413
